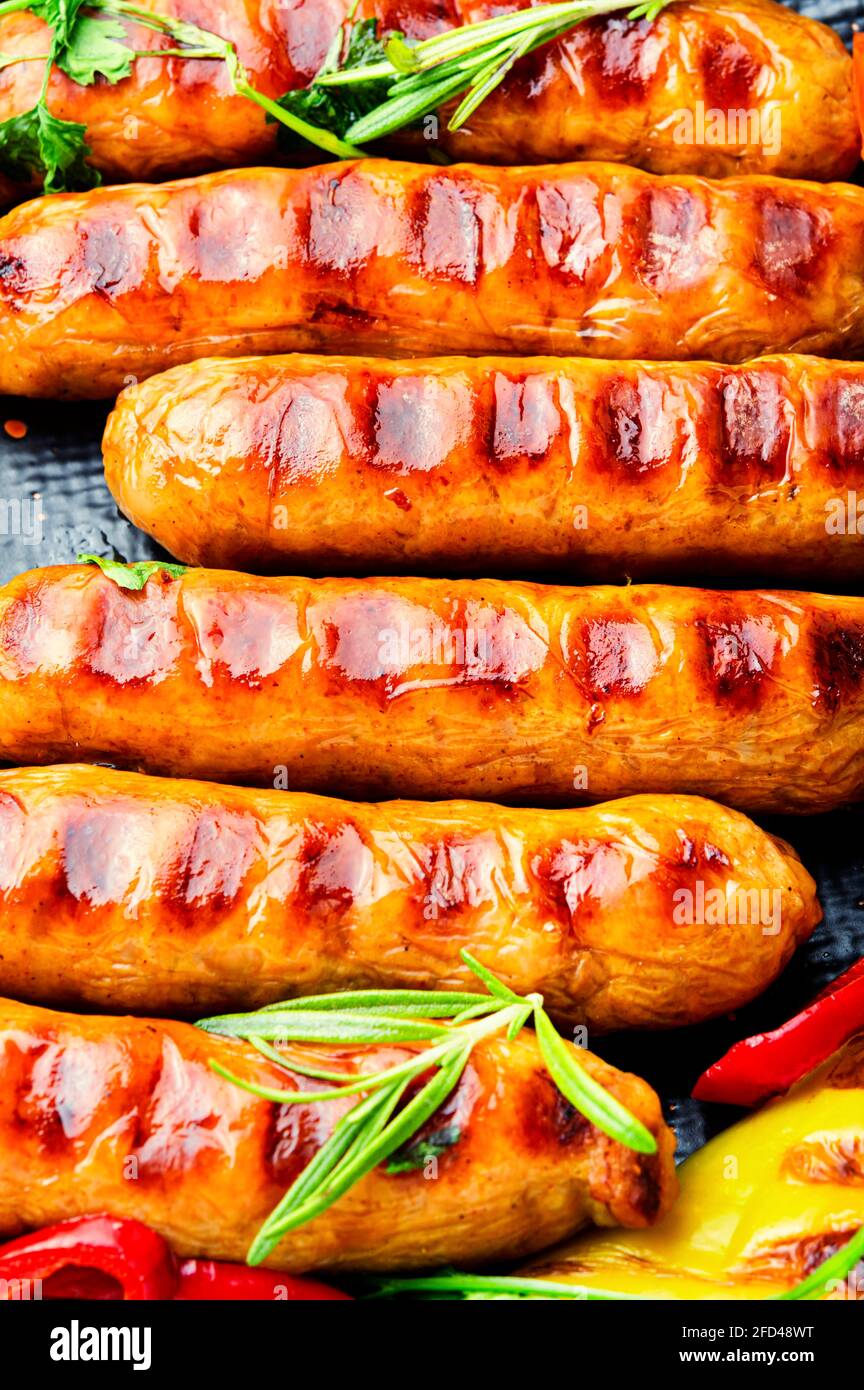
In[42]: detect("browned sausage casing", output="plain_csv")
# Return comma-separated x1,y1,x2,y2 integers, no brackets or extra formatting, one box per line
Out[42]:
0,765,819,1027
0,0,855,192
104,352,864,581
0,996,677,1270
0,566,861,814
5,161,864,398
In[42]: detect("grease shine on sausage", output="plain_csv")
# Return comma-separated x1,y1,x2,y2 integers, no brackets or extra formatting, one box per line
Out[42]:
104,352,864,580
4,161,864,398
0,566,861,813
0,0,854,193
0,765,819,1026
0,996,677,1269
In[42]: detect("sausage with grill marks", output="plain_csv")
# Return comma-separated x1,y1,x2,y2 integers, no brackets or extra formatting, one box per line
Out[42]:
0,0,855,197
103,352,864,581
0,996,677,1270
0,765,820,1027
0,566,862,813
5,161,864,397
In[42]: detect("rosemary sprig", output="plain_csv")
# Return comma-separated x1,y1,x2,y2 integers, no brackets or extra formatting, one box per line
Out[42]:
367,1224,864,1300
315,0,673,145
196,951,657,1266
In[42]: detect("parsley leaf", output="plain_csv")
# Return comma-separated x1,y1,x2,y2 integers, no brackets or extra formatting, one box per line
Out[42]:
0,3,132,191
0,103,99,193
29,0,86,45
342,16,394,68
55,14,133,85
77,554,188,590
272,18,395,149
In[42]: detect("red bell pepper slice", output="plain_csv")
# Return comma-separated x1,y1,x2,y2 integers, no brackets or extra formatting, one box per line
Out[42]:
0,1214,351,1301
693,957,864,1108
0,1214,177,1301
175,1259,351,1301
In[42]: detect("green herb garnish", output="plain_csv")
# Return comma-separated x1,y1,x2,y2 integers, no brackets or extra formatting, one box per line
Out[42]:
385,1124,462,1174
314,0,672,147
367,1224,864,1300
0,0,674,191
0,101,95,193
368,1271,638,1299
77,553,187,590
0,0,362,192
272,15,391,152
196,951,657,1266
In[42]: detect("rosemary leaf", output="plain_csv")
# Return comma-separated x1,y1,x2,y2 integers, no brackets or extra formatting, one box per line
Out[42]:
447,28,535,133
506,1003,534,1041
247,1035,358,1083
385,1123,462,1173
380,48,492,99
202,952,658,1255
321,0,672,150
534,1007,657,1155
460,950,528,1005
344,68,472,144
253,987,494,1017
196,1007,450,1045
211,1037,447,1107
247,1083,405,1264
384,31,418,73
777,1224,864,1301
257,1044,472,1253
248,1076,412,1263
367,1271,643,1300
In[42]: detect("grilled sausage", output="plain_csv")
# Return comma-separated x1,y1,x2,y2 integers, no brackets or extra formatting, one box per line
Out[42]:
104,352,864,581
520,1032,864,1298
0,764,819,1027
5,161,864,398
0,996,677,1270
0,565,861,814
0,0,855,195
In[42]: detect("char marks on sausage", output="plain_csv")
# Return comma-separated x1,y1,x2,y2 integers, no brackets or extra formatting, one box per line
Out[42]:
533,839,629,928
816,374,864,475
632,186,710,290
811,622,864,713
491,373,562,467
593,373,683,477
409,175,486,285
754,193,832,295
86,579,181,687
569,615,660,699
698,31,761,112
294,821,372,918
717,368,793,485
167,806,261,914
697,610,780,707
576,16,664,104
